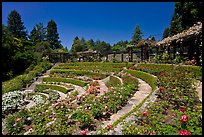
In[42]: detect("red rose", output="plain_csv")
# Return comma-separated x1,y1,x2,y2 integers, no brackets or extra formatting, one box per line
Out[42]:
180,108,185,113
142,111,148,116
107,124,112,129
181,115,188,122
159,87,164,92
81,130,87,135
178,130,191,135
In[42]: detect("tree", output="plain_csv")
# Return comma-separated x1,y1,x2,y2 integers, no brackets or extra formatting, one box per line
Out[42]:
169,11,182,36
81,37,88,51
131,24,143,45
162,27,170,39
174,2,202,30
29,22,46,44
47,19,62,49
86,39,95,49
7,10,27,39
70,36,82,53
169,2,202,36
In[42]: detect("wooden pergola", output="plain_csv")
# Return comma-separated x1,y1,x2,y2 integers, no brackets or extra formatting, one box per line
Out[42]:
155,22,202,65
77,49,98,62
138,39,156,61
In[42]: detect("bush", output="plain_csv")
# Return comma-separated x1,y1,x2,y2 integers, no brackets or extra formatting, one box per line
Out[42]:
2,62,52,94
125,69,157,91
2,90,25,116
35,84,69,94
43,77,87,87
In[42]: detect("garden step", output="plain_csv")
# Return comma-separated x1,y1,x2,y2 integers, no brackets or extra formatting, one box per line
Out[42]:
196,82,202,102
117,104,133,116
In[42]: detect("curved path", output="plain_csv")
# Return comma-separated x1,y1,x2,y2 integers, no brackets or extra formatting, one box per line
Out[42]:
90,77,153,135
196,81,202,102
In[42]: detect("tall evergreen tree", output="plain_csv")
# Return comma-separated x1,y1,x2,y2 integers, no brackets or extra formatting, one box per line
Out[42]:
162,27,170,39
70,36,82,53
29,22,46,44
86,39,95,49
81,37,88,51
131,24,143,45
7,10,27,39
47,19,61,49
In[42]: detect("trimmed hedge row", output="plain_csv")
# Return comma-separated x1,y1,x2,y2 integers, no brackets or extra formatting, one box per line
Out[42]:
2,62,52,94
54,66,123,73
35,84,69,94
50,69,107,79
105,76,122,87
124,69,157,91
58,62,134,68
42,77,87,87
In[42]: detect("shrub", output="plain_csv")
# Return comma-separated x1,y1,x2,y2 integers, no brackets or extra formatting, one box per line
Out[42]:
35,84,68,94
125,69,157,91
2,62,52,94
2,90,25,116
43,77,87,87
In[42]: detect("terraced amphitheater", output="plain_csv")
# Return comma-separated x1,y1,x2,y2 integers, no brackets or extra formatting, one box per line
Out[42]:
2,62,202,135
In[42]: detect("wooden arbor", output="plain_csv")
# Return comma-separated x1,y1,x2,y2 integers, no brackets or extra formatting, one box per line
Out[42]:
77,49,98,62
137,39,156,61
155,22,202,65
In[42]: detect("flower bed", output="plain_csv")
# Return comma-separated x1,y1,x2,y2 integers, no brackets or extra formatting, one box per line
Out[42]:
50,69,107,80
122,67,202,135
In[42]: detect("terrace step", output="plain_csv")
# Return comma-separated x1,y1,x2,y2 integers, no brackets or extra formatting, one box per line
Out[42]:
99,78,152,133
196,81,202,102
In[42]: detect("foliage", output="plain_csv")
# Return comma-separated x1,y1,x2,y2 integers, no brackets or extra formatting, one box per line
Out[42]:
2,90,25,116
29,22,46,44
35,84,69,94
2,62,52,94
7,10,27,39
4,109,30,135
43,77,87,87
125,69,157,91
131,24,143,45
162,27,170,39
122,66,202,135
46,19,62,49
32,94,46,105
106,76,122,87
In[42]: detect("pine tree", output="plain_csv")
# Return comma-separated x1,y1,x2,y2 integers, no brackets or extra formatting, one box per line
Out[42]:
29,22,46,44
47,19,61,49
7,10,27,39
162,27,170,39
131,24,143,45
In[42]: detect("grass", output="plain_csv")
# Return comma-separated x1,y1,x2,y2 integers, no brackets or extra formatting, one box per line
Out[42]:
35,84,69,94
125,69,157,91
42,77,87,87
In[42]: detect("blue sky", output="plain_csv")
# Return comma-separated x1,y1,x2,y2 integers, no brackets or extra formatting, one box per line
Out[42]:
2,2,175,50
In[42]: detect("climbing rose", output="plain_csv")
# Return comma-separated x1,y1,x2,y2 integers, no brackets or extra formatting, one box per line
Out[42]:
159,87,164,92
178,130,191,135
81,130,87,135
181,115,188,122
142,111,148,116
107,124,112,129
180,108,185,113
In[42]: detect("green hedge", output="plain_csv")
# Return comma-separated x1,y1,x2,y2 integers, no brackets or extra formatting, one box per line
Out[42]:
43,77,87,87
106,76,122,87
50,69,107,79
35,84,68,94
2,62,52,94
58,62,134,68
125,69,157,91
